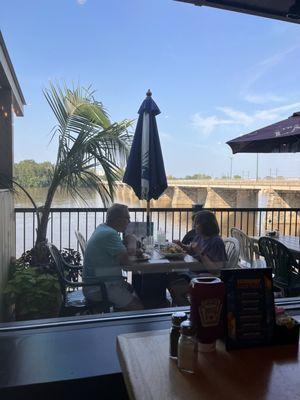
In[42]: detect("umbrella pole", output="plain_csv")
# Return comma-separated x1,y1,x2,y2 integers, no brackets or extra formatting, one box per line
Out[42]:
146,200,151,237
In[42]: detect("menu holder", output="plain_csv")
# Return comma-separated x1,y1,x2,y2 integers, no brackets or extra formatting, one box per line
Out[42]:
221,268,275,350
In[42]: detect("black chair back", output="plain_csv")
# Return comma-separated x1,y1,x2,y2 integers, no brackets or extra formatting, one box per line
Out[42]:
48,242,110,309
48,243,71,302
258,237,298,290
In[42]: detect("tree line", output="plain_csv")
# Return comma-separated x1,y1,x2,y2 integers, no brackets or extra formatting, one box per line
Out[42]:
15,160,286,188
15,163,216,187
167,173,243,180
14,160,110,187
14,160,54,187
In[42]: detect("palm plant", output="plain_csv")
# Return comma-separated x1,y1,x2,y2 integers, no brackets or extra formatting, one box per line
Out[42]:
29,83,132,264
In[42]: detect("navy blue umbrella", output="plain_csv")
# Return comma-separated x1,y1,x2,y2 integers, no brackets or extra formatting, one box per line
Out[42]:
123,90,168,235
227,112,300,154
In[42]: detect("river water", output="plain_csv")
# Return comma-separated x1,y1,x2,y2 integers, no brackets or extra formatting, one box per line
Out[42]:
14,187,174,208
15,187,174,256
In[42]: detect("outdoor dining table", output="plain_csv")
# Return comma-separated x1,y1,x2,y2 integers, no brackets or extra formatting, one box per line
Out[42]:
122,250,215,309
123,250,206,274
117,329,300,400
251,235,300,259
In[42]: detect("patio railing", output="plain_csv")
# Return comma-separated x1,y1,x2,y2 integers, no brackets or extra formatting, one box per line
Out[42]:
15,207,300,256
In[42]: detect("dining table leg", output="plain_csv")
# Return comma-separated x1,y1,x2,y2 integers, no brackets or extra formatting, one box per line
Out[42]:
132,273,169,309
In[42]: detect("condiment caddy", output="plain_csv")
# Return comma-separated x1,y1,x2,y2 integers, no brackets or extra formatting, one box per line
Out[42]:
170,276,225,374
169,270,299,375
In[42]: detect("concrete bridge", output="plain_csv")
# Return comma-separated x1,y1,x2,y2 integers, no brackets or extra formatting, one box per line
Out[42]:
167,179,300,190
115,179,300,209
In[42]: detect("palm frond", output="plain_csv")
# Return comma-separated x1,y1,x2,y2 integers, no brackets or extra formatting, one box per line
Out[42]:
45,83,133,206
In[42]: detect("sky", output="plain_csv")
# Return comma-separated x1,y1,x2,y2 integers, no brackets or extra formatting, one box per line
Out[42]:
1,0,300,179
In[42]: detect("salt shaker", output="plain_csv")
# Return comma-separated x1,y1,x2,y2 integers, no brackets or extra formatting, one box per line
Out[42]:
177,320,197,374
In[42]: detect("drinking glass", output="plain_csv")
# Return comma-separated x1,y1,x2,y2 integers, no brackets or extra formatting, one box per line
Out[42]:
157,229,166,249
144,236,154,254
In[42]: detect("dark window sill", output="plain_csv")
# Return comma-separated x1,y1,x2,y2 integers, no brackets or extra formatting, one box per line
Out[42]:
1,300,300,389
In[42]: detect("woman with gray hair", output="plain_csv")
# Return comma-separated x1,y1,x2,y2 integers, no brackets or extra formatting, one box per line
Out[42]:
83,203,143,311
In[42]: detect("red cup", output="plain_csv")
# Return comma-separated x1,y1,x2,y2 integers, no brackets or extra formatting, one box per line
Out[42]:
189,276,225,351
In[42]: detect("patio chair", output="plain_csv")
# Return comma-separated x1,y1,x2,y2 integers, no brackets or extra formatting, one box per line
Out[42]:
231,228,258,268
48,243,112,316
75,230,87,256
223,237,240,268
258,236,300,297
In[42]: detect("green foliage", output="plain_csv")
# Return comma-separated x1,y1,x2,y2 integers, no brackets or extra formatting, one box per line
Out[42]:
14,160,54,187
59,248,81,266
19,247,81,267
10,83,133,261
18,248,53,270
13,159,111,189
183,173,212,180
167,174,178,180
59,248,82,283
19,247,82,282
233,175,242,179
4,247,82,321
4,261,61,321
43,83,132,206
167,173,212,180
19,160,52,186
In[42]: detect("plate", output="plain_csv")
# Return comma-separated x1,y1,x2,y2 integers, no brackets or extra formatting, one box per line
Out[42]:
159,252,186,260
134,254,151,262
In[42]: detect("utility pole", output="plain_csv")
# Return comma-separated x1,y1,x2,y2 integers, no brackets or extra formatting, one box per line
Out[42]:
269,168,272,178
256,154,259,181
230,157,233,179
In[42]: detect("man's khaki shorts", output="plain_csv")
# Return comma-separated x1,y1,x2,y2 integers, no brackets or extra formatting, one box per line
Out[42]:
83,279,135,309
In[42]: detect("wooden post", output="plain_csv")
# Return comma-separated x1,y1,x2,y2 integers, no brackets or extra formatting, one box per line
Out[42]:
0,88,13,189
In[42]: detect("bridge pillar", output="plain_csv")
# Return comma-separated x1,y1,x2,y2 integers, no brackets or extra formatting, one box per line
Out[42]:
171,187,207,207
205,188,232,208
171,187,194,207
150,187,174,207
266,189,300,208
264,189,300,235
236,189,259,208
204,188,259,208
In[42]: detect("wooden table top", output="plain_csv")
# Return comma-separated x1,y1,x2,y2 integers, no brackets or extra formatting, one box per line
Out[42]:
251,235,300,257
117,329,300,400
122,250,206,274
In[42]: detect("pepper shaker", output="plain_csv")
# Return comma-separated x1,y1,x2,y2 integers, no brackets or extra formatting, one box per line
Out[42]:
169,312,187,359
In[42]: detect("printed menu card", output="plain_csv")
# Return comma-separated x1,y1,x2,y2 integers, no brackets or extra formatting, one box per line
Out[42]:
221,268,275,349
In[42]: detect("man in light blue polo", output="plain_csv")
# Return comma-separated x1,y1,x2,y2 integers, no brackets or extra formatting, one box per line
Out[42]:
83,203,143,311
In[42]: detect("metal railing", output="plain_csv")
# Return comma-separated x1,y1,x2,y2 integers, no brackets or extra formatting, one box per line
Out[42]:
15,207,300,256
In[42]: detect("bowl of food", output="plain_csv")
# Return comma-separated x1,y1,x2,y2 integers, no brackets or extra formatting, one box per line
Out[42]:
159,243,186,260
